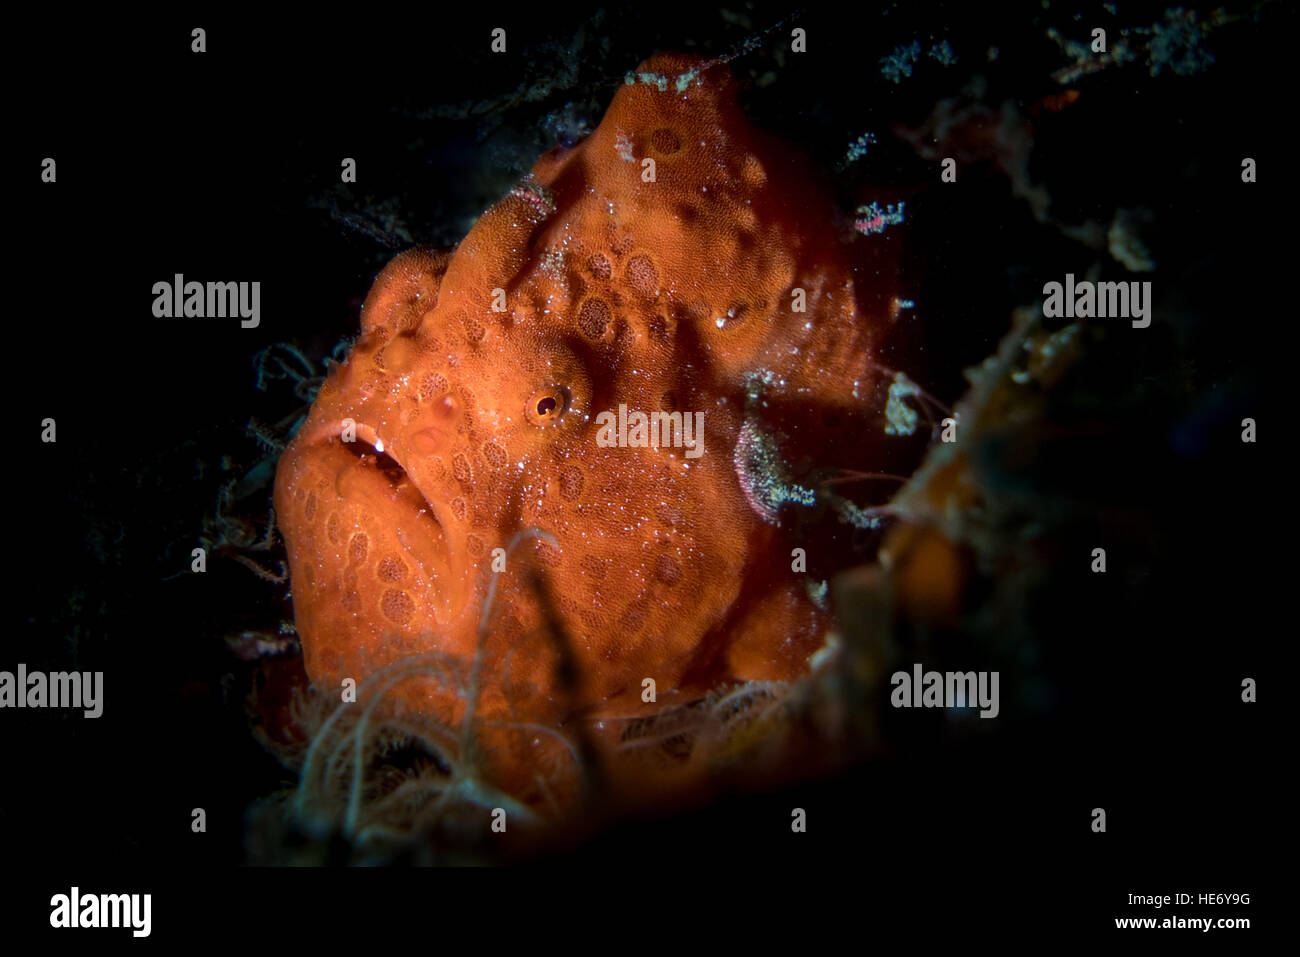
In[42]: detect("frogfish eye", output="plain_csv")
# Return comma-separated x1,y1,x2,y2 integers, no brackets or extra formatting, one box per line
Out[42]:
527,386,570,427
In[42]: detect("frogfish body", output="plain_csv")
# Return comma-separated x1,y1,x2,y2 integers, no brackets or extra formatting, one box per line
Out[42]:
274,52,902,793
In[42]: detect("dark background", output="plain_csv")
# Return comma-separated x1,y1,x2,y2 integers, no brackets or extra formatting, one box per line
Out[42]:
7,1,1285,939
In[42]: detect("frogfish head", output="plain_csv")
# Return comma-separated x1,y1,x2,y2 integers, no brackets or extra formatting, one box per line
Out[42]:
273,51,903,787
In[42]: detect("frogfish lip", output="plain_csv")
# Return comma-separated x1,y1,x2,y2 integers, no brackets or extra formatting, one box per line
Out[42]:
281,417,470,630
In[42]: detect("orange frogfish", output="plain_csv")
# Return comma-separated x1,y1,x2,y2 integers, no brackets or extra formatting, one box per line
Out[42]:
274,52,904,796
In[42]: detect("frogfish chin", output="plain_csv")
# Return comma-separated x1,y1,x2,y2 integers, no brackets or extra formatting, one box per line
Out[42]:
273,51,903,800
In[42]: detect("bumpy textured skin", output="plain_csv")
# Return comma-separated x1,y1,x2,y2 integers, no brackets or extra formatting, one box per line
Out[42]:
274,53,898,772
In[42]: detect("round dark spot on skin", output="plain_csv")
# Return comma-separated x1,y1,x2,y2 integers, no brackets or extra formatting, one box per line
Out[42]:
656,502,683,527
560,464,585,501
588,254,612,280
377,555,408,582
655,553,683,586
465,533,485,556
419,372,449,400
624,255,659,297
648,314,669,343
381,589,414,623
452,453,473,484
450,498,467,522
577,297,611,339
617,599,650,635
579,554,607,580
348,532,369,564
483,441,508,467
